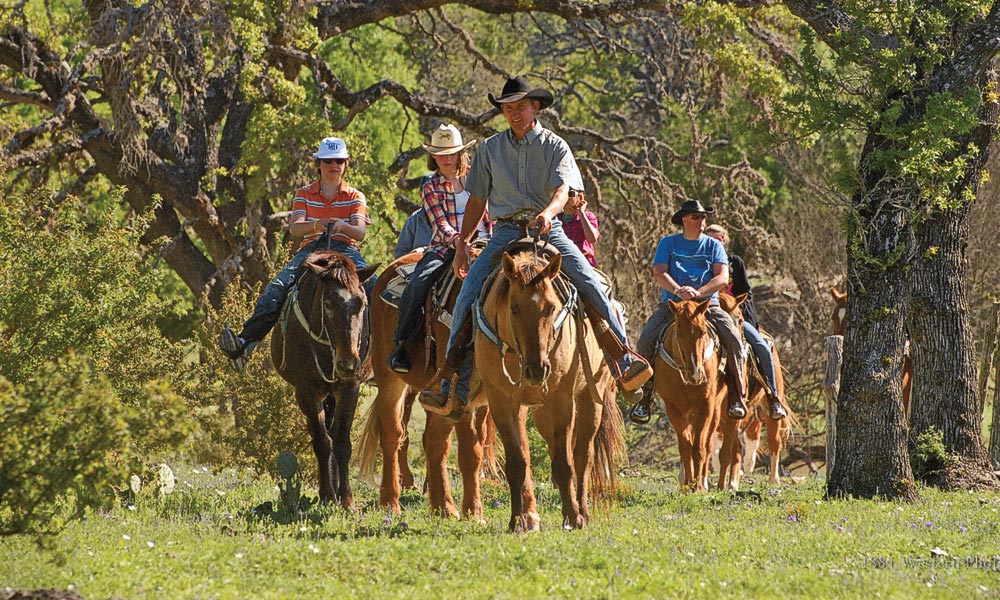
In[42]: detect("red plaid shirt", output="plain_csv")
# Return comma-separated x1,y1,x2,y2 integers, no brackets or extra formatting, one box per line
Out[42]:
421,171,492,257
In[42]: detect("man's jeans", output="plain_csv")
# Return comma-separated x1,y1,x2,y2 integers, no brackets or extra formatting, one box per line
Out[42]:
442,219,632,400
240,238,375,343
393,250,452,344
744,321,779,398
636,300,747,399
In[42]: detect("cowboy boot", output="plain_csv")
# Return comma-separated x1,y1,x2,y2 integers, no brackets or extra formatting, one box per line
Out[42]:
387,342,412,374
582,299,652,391
766,390,788,421
726,368,748,420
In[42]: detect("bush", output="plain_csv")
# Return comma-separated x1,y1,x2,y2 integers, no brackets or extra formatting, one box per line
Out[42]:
0,185,192,536
910,426,956,479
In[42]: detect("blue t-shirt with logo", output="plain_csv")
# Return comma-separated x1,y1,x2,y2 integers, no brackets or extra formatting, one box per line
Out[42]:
653,233,729,303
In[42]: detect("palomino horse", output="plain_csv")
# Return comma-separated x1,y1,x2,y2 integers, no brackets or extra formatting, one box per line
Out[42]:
271,251,378,507
478,244,626,532
654,298,744,491
356,251,497,519
830,287,912,417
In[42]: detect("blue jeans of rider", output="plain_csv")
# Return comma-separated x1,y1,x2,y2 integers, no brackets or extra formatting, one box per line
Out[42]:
393,250,452,344
441,219,633,401
743,321,779,398
239,237,376,343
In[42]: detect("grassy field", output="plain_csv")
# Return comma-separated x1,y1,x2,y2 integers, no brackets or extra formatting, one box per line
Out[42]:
2,456,999,600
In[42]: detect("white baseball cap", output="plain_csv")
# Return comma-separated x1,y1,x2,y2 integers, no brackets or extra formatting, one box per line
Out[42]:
313,137,349,159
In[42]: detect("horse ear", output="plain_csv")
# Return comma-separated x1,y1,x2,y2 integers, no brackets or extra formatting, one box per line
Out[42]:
357,263,380,284
693,299,711,316
542,253,562,279
502,253,517,278
830,287,845,301
732,292,749,307
668,298,682,314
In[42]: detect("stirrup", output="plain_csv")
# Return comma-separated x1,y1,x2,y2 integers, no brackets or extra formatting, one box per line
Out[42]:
619,358,653,392
727,398,748,420
768,398,788,421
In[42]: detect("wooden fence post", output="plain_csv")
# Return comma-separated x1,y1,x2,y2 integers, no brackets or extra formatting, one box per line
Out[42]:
986,303,1000,470
824,335,843,481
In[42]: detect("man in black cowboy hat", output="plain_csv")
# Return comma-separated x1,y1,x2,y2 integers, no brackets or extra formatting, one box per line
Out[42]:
628,200,751,424
419,75,652,418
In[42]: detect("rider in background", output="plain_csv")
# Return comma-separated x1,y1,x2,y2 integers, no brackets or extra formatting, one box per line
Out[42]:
559,189,600,267
628,200,748,424
394,207,433,259
704,224,787,421
219,137,375,369
387,124,491,374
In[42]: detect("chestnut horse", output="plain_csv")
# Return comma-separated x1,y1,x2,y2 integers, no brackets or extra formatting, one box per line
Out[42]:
478,245,625,532
654,298,746,491
830,287,912,417
271,251,378,507
356,251,497,519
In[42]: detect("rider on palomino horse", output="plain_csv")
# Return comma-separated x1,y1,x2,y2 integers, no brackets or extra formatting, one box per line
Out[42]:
418,76,653,420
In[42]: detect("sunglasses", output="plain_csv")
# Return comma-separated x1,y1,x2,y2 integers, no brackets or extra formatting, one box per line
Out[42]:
320,158,347,165
686,214,706,221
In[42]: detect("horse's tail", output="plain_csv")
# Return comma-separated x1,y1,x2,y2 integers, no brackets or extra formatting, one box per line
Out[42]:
591,384,628,500
354,399,382,484
480,407,503,481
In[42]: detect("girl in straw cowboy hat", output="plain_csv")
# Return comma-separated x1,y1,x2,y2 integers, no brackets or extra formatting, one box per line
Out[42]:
388,124,492,373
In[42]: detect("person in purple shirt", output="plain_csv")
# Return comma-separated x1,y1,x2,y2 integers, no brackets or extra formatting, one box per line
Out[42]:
559,189,600,267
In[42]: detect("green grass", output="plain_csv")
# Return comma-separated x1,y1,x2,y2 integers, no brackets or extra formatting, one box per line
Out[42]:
2,462,998,599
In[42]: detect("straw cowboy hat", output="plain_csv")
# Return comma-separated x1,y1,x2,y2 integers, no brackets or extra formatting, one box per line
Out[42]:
421,124,476,155
312,137,349,159
488,76,554,110
671,200,715,226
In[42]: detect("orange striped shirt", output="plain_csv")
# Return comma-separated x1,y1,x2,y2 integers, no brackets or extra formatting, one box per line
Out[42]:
290,180,370,248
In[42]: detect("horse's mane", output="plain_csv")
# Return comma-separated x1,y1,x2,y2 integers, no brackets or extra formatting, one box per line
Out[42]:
499,245,557,288
300,250,362,294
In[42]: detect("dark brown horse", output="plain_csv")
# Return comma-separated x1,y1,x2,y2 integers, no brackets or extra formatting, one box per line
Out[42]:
478,246,625,532
830,287,912,418
271,250,378,507
356,251,497,519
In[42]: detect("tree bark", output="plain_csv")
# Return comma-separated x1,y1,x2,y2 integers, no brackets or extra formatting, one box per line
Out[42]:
827,132,918,501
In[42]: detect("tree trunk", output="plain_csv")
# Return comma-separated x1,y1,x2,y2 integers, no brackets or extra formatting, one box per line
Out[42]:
907,71,1000,490
827,133,918,501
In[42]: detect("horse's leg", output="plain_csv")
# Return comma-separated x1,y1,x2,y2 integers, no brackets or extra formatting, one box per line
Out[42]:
717,418,741,491
330,381,361,510
423,412,459,518
743,417,762,476
298,387,336,503
691,408,714,492
571,387,601,527
517,406,539,531
455,407,486,522
398,390,417,489
535,402,582,530
766,416,788,485
664,403,694,491
493,401,536,533
370,376,409,512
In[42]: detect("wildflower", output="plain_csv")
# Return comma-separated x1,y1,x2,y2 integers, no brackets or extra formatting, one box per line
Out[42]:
147,541,154,548
122,534,131,541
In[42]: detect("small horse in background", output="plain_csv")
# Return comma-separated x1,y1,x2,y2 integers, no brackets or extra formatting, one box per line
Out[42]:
478,245,625,532
655,298,743,491
712,337,794,485
271,251,378,507
830,287,912,418
356,250,497,520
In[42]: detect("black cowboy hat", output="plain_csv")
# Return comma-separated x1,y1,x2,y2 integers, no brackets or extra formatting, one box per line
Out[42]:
671,200,715,226
488,76,554,110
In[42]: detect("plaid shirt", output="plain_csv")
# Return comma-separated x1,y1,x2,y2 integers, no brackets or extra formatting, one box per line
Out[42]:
421,170,492,257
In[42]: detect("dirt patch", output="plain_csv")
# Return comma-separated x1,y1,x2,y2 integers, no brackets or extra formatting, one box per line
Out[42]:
2,591,86,600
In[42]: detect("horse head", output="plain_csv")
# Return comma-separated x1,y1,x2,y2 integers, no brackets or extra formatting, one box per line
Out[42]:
666,298,715,385
500,250,564,387
830,287,847,336
300,251,378,380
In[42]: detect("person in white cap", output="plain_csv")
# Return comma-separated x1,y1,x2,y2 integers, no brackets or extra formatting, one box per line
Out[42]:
388,124,492,373
219,136,376,369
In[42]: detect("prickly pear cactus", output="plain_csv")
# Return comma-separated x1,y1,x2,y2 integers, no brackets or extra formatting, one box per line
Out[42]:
157,463,175,495
277,451,298,479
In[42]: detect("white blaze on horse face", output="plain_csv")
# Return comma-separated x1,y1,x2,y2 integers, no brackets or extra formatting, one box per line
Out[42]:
531,292,541,303
837,307,846,329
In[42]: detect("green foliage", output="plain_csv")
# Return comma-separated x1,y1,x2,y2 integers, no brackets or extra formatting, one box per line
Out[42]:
911,427,957,479
0,181,192,537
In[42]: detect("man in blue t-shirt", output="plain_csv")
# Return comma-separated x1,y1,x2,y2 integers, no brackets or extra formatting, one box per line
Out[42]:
628,200,749,424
